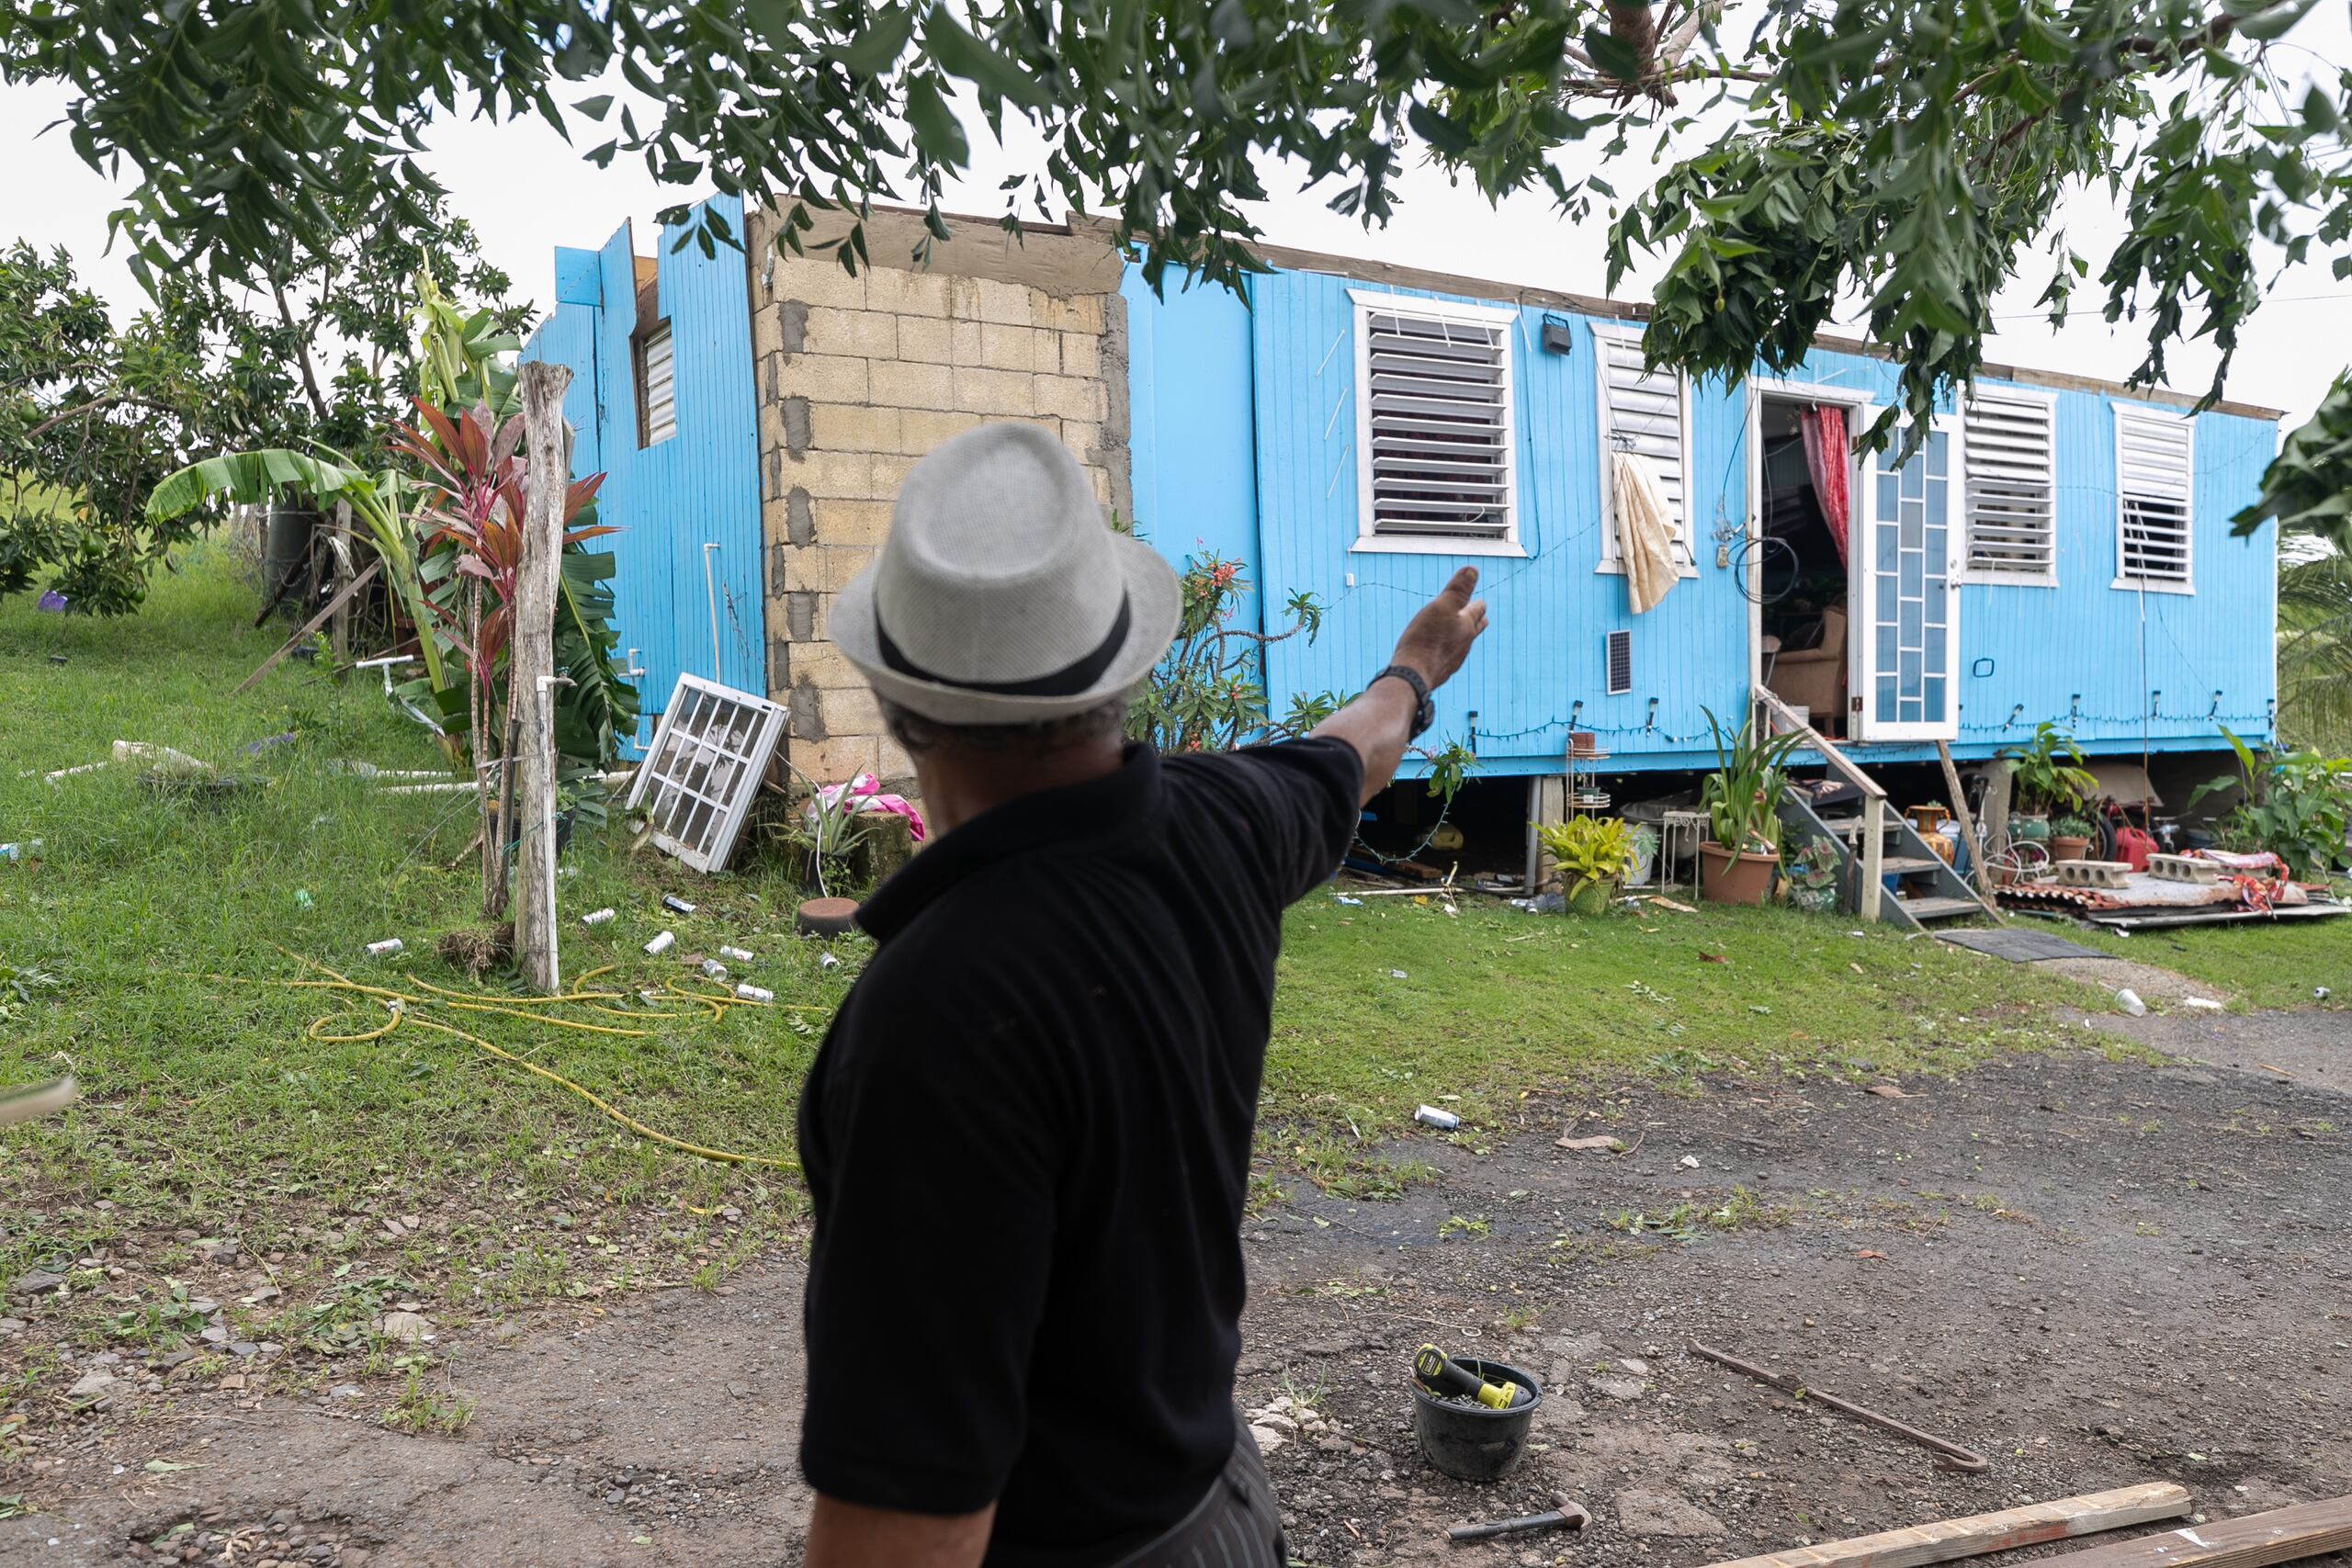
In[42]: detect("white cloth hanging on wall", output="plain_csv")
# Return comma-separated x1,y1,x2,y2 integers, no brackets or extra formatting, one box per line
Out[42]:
1611,449,1680,615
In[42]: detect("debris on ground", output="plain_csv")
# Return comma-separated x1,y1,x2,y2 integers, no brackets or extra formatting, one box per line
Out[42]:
1555,1134,1626,1153
2114,987,2147,1016
363,938,404,958
435,924,514,980
1415,1105,1462,1131
643,931,675,956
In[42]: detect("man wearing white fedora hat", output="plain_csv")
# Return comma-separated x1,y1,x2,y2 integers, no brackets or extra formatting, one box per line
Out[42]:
797,423,1488,1567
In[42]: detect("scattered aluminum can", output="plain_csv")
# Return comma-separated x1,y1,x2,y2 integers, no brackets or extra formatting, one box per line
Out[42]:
718,945,755,964
819,952,842,971
581,908,616,927
643,931,676,956
1333,895,1364,907
701,958,729,981
1413,1104,1461,1132
365,938,404,957
662,895,697,915
0,840,44,863
734,983,774,1003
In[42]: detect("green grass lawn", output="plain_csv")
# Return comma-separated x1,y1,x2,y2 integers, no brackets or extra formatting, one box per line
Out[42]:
2067,916,2351,1011
0,544,2146,1413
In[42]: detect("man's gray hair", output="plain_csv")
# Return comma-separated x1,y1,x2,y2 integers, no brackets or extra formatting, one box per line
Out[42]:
879,692,1133,756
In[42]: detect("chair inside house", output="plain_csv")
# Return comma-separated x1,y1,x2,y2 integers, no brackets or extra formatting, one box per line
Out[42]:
1756,400,1855,739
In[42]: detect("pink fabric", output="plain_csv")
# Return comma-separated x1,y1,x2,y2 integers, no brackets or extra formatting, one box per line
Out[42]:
812,772,926,842
1798,406,1850,567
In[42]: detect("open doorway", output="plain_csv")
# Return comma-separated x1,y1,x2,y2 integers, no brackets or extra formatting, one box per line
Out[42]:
1755,396,1858,739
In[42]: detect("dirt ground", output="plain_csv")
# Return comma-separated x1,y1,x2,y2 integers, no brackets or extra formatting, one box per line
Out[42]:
5,998,2350,1567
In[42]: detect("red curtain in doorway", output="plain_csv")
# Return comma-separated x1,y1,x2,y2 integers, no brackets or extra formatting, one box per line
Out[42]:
1797,406,1850,566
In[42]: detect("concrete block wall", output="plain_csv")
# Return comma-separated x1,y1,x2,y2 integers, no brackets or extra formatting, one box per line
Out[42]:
747,208,1132,790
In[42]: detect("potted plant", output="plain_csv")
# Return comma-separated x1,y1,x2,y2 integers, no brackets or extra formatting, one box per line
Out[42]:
2048,814,2097,863
1534,816,1639,914
1998,722,2096,841
1699,707,1806,906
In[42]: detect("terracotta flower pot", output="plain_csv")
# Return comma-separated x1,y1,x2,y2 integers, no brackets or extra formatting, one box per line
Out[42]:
2048,836,2092,863
1700,841,1779,906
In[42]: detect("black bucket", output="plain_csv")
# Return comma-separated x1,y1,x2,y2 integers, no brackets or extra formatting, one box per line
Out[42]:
1411,1359,1542,1482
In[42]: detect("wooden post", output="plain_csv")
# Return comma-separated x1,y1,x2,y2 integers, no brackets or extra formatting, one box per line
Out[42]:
328,501,355,666
1935,739,1999,913
1529,774,1567,892
1982,758,2013,859
512,362,573,993
1859,794,1884,922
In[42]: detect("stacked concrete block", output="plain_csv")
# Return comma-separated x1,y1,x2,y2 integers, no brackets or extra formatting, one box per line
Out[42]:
747,207,1131,791
2147,852,2221,884
2052,860,2132,890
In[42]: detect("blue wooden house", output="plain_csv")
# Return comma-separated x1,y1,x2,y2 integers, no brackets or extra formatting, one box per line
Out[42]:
524,205,2283,889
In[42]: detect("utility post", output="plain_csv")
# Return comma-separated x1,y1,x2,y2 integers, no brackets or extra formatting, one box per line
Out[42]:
513,361,572,992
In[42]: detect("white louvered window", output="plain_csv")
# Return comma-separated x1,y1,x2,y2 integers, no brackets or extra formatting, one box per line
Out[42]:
1594,326,1691,566
2114,406,2193,592
1350,290,1520,553
1963,389,2057,580
637,322,677,447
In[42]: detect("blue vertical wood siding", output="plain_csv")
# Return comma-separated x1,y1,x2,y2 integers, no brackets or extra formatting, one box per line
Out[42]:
1126,261,2280,777
524,197,764,752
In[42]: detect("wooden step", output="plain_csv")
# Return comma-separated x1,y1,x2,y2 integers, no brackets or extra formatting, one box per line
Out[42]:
1899,896,1984,922
1881,855,1946,874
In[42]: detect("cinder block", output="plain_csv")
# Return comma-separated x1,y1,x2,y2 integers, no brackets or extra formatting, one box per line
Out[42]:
1036,293,1106,335
820,683,885,739
981,323,1052,373
775,258,867,311
876,736,917,788
789,677,827,740
2052,860,2131,890
2147,853,2221,884
900,408,983,454
809,401,899,454
896,314,956,365
791,450,879,501
752,302,784,362
781,637,861,691
817,498,895,548
790,734,881,784
1034,373,1104,422
946,276,986,321
1058,331,1102,379
954,366,1035,416
1085,465,1112,506
949,320,985,364
971,277,1037,327
872,454,917,497
822,546,878,592
865,268,950,316
775,353,870,405
1060,418,1102,462
871,358,956,412
803,306,898,360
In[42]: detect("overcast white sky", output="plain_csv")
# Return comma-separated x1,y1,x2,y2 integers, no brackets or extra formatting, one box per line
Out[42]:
6,9,2348,425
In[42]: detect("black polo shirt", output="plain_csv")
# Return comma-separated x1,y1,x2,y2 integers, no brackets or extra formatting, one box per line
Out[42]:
796,737,1362,1564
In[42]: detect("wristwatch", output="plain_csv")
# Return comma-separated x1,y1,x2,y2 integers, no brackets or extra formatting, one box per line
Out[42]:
1371,664,1436,739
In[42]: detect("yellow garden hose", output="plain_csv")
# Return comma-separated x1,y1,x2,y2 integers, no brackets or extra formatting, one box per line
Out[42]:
270,949,802,1172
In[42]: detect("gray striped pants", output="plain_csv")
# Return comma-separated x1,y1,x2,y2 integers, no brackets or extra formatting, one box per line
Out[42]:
1106,1416,1286,1568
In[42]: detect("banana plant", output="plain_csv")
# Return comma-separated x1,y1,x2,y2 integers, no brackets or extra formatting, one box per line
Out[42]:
144,448,450,695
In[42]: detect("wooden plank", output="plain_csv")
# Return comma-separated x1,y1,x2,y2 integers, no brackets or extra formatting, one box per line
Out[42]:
1936,739,2000,917
1695,1483,2192,1568
328,501,355,663
2041,1495,2352,1568
512,362,572,994
1753,684,1886,800
233,558,381,694
1860,795,1885,922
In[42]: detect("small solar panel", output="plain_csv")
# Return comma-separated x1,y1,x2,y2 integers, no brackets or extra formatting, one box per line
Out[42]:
1605,629,1633,695
625,674,789,874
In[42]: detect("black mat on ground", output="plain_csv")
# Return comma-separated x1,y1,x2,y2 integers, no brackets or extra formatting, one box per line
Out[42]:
1936,927,2104,963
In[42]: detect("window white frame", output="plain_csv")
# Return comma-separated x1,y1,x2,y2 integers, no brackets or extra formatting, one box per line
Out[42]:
1959,387,2059,586
2112,404,2195,594
1593,322,1695,578
1348,288,1525,557
637,321,677,447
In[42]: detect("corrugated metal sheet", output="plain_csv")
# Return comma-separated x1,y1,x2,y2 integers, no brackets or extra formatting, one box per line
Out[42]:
1133,263,2279,777
524,197,764,753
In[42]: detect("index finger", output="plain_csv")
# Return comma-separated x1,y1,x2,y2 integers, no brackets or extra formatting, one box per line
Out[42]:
1435,566,1480,606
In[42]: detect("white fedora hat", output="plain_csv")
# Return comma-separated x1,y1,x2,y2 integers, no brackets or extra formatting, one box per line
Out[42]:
831,423,1181,726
